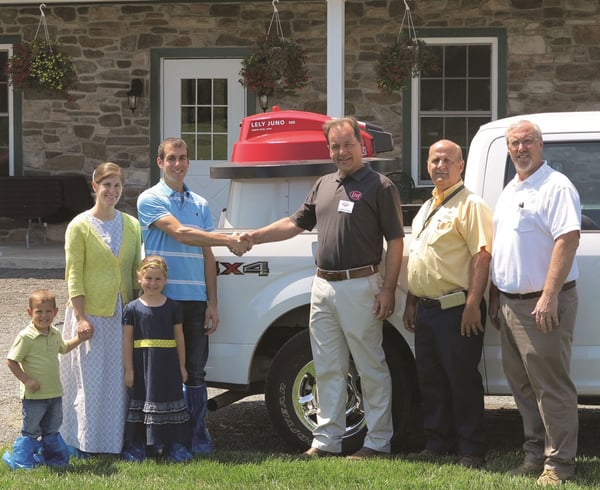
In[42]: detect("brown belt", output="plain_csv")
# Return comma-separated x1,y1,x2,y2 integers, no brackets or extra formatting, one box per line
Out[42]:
316,265,378,282
500,280,576,300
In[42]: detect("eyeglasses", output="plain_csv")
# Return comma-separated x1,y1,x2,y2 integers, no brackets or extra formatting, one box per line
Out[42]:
508,138,539,149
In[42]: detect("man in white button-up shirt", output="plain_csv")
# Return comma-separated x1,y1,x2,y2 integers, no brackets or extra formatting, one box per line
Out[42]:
488,120,581,486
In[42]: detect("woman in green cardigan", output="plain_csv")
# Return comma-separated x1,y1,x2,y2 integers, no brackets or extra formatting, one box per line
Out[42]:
60,162,141,455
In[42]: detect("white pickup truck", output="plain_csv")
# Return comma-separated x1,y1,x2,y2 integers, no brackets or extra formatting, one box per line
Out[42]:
206,111,600,453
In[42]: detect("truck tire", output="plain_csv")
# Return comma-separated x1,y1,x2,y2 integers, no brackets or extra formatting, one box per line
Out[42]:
264,326,416,453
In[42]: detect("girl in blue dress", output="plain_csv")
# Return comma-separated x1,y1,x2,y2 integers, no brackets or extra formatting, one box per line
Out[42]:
121,255,192,462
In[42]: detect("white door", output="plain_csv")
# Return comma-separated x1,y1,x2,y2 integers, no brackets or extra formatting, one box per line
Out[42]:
162,58,246,223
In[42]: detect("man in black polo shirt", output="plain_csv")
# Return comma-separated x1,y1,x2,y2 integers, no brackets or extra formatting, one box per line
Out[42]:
241,117,404,459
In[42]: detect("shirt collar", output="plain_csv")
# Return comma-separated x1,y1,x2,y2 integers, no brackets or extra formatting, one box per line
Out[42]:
26,322,51,337
510,161,550,189
336,163,371,183
158,179,190,197
431,179,464,202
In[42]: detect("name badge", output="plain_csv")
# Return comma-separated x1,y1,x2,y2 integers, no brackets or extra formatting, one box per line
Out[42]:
338,200,354,213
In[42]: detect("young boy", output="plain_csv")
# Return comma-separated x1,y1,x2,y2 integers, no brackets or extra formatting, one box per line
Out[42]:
2,289,87,470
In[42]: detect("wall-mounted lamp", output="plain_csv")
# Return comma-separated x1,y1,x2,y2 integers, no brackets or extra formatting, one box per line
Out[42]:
127,78,143,113
259,94,269,112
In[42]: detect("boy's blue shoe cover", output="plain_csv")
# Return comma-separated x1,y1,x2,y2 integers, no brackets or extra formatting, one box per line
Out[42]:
2,436,42,470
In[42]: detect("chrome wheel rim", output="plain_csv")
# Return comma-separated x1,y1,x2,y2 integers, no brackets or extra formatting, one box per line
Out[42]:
291,359,366,438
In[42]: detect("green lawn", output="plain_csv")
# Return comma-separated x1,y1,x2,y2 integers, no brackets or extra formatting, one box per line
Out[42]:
1,448,599,489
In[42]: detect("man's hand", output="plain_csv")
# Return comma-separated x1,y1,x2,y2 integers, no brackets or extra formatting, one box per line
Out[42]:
228,233,252,256
373,287,395,321
532,292,559,333
460,303,485,337
403,293,418,333
488,287,501,330
204,303,219,335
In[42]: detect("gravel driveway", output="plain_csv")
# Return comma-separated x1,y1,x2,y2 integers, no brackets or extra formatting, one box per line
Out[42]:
1,267,599,456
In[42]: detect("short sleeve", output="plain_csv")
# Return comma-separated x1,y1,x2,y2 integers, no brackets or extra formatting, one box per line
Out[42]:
123,301,135,326
547,184,581,239
137,192,171,229
7,333,27,362
463,194,493,257
172,299,183,325
290,180,319,231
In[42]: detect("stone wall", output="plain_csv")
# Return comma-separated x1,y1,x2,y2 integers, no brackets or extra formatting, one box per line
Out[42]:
1,0,599,221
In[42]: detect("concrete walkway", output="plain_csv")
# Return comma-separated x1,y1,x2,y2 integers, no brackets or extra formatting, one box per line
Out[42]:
0,241,65,269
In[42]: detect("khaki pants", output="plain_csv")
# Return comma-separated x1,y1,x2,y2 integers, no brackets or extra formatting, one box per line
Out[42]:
499,287,578,476
308,274,393,453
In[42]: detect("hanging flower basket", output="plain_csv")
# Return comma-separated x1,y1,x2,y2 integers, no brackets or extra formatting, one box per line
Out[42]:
240,36,309,97
5,39,79,101
375,36,438,96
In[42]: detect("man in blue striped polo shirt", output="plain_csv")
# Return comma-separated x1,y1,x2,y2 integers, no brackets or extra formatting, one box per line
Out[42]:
137,137,248,455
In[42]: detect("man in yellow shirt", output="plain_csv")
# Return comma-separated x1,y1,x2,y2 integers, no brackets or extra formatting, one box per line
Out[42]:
403,139,492,468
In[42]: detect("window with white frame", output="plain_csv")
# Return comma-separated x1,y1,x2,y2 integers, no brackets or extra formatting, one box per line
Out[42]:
411,37,499,186
180,77,229,161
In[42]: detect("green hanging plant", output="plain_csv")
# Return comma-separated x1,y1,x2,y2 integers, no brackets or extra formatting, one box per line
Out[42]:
239,1,309,98
375,36,438,96
5,39,79,101
240,36,309,97
375,2,438,96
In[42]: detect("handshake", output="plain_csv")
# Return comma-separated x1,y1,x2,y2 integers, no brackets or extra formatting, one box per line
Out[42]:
227,232,253,257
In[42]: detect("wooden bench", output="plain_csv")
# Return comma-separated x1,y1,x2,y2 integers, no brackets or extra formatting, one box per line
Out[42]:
0,175,93,247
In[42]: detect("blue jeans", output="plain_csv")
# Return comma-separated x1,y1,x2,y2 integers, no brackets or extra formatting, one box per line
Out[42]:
22,397,63,438
179,301,209,386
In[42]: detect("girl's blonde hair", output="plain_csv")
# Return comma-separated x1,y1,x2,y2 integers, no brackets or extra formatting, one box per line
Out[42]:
138,255,168,277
